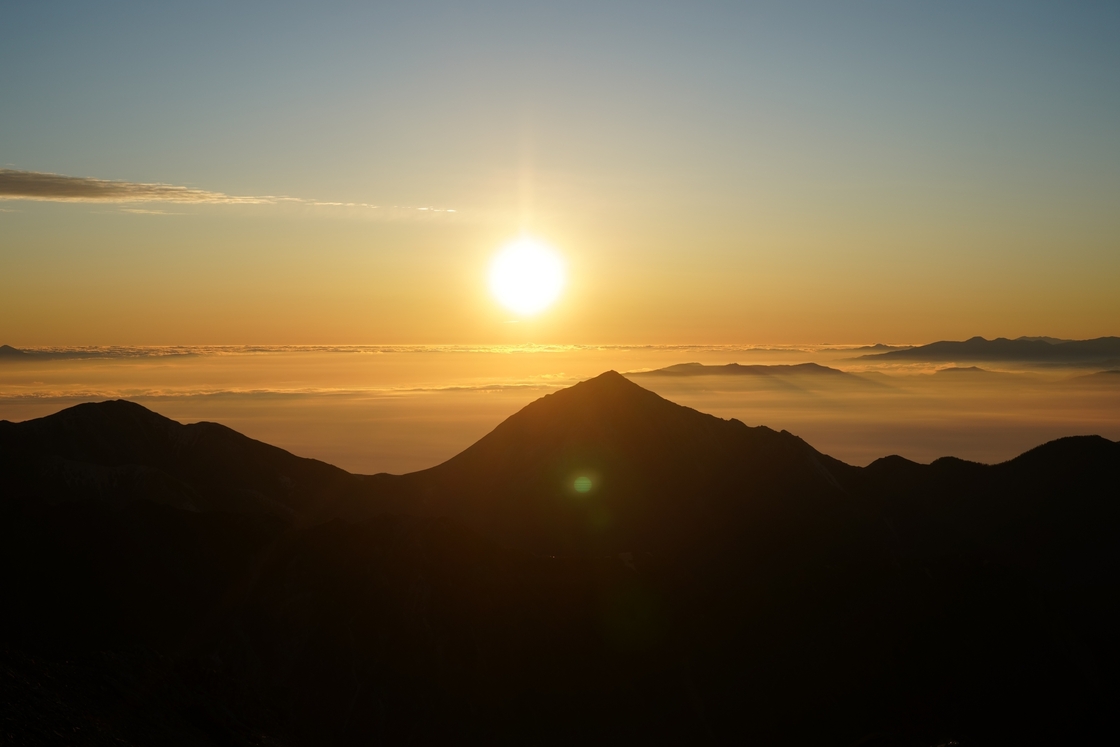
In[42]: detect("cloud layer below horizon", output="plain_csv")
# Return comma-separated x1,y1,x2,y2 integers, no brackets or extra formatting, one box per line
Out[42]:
0,349,1116,474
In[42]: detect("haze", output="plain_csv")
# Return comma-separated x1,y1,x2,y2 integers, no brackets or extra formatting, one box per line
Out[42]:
2,346,1116,473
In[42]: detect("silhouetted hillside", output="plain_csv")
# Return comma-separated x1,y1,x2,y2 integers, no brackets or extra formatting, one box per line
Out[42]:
2,378,1117,745
859,335,1120,366
824,343,914,352
629,361,855,377
1015,336,1072,344
625,363,889,396
357,371,856,555
0,343,29,357
930,366,1029,379
1072,369,1120,383
0,399,360,520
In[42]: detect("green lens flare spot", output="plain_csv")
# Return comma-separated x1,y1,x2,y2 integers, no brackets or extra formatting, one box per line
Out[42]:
574,476,592,493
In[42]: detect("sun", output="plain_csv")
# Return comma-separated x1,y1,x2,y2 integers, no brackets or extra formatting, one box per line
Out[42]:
488,238,565,315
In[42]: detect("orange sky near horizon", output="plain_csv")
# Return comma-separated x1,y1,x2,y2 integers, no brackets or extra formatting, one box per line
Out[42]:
2,3,1118,347
2,194,1117,347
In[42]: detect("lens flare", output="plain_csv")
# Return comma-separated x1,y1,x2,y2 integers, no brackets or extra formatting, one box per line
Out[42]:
489,239,565,315
574,476,592,493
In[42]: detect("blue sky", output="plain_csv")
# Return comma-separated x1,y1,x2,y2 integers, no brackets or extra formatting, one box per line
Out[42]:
2,1,1119,344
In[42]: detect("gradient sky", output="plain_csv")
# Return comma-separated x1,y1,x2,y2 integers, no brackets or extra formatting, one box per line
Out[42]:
2,1,1118,345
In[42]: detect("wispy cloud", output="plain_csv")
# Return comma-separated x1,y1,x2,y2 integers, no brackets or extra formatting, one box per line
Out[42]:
308,200,456,213
0,168,272,204
0,169,457,215
119,207,183,215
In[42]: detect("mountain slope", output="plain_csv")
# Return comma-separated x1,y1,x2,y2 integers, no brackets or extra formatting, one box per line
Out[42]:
0,399,359,521
859,335,1120,365
627,361,856,377
625,361,885,390
2,377,1118,744
0,343,29,358
846,435,1120,572
358,371,855,554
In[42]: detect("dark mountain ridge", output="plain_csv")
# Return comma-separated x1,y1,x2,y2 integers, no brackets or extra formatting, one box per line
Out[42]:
0,399,359,520
0,343,29,357
2,374,1117,745
624,363,884,392
823,343,914,352
628,361,855,377
356,371,854,555
859,335,1120,365
1073,369,1120,382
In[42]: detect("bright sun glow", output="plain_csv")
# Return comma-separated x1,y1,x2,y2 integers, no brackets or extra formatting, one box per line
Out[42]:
489,239,565,315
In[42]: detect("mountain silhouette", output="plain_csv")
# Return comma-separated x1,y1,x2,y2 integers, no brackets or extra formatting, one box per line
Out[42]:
859,335,1120,366
932,365,993,374
0,399,360,520
1015,335,1073,344
1073,369,1120,383
629,361,852,376
625,361,886,392
0,343,29,357
356,371,856,555
2,375,1117,745
824,343,914,352
929,365,1027,378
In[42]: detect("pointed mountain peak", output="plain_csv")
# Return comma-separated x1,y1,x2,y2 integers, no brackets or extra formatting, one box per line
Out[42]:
564,369,653,396
393,371,846,554
522,369,680,420
4,399,353,520
572,369,636,389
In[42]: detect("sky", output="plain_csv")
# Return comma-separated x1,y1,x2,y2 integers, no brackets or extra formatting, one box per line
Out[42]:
2,1,1119,346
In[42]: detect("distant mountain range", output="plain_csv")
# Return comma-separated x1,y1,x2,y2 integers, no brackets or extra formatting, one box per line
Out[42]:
859,335,1120,366
625,361,884,388
629,361,853,377
0,343,29,357
824,342,914,352
0,344,197,361
2,372,1116,745
1079,369,1120,380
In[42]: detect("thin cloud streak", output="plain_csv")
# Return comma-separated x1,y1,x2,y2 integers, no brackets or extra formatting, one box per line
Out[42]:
0,169,457,214
0,168,272,204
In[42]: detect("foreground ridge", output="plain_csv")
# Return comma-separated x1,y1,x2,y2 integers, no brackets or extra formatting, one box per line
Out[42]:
2,375,1117,745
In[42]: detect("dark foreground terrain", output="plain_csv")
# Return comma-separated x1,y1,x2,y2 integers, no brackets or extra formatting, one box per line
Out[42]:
2,372,1117,745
